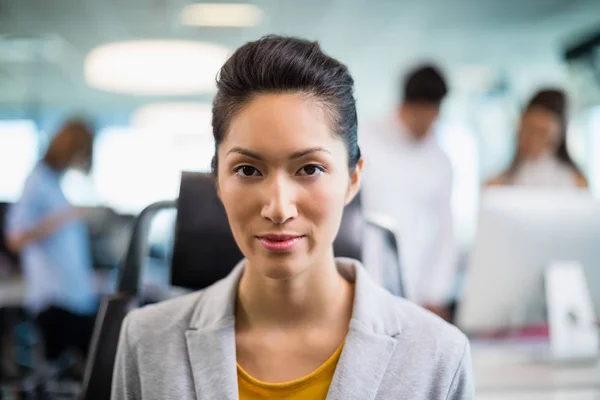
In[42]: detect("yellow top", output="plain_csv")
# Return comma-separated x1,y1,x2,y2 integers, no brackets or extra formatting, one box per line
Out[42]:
237,343,344,400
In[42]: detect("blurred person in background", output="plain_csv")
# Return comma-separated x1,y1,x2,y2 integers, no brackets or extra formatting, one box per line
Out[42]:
4,119,98,377
486,89,587,188
361,65,456,321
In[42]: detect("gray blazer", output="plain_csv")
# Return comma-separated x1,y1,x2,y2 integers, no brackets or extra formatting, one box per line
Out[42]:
112,258,474,399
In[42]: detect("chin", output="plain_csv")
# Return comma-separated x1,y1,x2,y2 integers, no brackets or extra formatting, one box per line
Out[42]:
250,253,309,281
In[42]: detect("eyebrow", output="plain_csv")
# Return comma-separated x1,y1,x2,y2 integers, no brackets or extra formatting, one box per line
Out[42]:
226,147,331,160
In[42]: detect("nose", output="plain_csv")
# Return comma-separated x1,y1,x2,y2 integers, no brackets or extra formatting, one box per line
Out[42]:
260,174,298,225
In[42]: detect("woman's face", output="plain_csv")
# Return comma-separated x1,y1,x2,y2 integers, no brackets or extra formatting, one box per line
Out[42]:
517,106,562,161
217,93,362,280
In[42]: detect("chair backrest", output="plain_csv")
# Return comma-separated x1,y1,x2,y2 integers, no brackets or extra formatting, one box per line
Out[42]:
170,172,243,291
79,293,136,400
170,172,364,291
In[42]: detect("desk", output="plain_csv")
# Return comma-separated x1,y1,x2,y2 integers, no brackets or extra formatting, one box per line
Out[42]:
0,270,119,309
0,260,170,309
473,339,600,399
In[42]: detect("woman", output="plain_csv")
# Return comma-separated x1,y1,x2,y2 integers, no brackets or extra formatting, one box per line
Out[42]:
486,89,587,188
5,119,97,366
112,36,473,400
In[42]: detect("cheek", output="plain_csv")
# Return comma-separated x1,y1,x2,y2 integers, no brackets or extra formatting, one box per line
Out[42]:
545,130,561,149
519,131,535,151
218,181,257,241
531,133,550,152
302,178,347,238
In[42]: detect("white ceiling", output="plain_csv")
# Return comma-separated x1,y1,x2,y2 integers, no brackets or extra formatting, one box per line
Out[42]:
0,0,599,119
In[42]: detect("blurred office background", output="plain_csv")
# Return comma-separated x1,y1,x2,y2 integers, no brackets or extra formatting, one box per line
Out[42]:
1,0,600,246
1,0,600,399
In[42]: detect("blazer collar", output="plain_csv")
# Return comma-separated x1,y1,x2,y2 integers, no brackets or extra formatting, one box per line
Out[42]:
185,258,401,400
188,259,245,331
188,257,405,336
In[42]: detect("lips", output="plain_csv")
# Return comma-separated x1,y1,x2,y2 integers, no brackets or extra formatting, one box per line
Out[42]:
256,234,304,252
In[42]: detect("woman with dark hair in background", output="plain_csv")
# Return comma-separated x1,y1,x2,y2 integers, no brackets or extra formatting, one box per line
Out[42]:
486,89,588,188
112,36,473,400
4,119,98,375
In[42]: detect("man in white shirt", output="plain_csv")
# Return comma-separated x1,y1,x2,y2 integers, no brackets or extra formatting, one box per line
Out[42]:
360,65,456,320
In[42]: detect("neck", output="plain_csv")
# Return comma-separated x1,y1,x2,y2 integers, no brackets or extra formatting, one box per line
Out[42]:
397,108,424,142
40,159,64,176
42,155,67,174
236,255,354,330
519,153,556,166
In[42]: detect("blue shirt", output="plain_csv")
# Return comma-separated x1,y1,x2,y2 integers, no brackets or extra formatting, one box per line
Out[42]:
5,162,97,315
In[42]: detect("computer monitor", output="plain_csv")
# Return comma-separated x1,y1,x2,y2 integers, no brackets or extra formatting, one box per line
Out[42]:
81,206,135,270
456,187,600,334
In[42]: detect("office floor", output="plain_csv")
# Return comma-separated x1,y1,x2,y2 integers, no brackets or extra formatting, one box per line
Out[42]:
480,391,600,400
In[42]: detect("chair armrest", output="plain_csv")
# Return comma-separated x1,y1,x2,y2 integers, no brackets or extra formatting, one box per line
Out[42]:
117,200,176,294
363,212,404,298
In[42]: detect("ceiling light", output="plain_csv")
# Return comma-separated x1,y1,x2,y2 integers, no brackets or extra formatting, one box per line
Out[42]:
84,40,231,95
131,102,213,136
181,3,263,27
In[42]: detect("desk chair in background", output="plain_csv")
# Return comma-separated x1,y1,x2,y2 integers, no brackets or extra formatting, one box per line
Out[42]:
80,171,402,399
0,202,134,396
0,202,19,273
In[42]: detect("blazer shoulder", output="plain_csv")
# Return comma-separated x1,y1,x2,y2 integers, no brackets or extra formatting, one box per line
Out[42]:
389,295,468,349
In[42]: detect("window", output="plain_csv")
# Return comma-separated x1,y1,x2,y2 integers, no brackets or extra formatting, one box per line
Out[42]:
472,98,519,181
0,120,39,202
61,169,98,207
92,126,214,214
436,121,480,248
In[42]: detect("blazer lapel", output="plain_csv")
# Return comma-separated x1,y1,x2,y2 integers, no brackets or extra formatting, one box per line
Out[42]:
327,321,397,400
185,260,246,400
326,258,405,400
186,325,238,400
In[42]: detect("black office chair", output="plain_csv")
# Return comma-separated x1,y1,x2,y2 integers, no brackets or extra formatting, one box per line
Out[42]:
79,201,173,400
81,171,402,399
79,294,136,400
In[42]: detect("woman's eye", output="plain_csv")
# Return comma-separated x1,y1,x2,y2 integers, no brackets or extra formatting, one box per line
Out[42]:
298,165,325,176
235,166,261,177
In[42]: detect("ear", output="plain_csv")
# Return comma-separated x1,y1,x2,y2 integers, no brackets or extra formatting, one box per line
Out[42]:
344,158,364,206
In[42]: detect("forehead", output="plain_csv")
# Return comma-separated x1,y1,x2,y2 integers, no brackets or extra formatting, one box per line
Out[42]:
222,93,342,153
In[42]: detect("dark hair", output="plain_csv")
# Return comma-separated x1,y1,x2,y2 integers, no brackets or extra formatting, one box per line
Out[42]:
402,65,448,105
505,88,582,178
211,35,360,173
